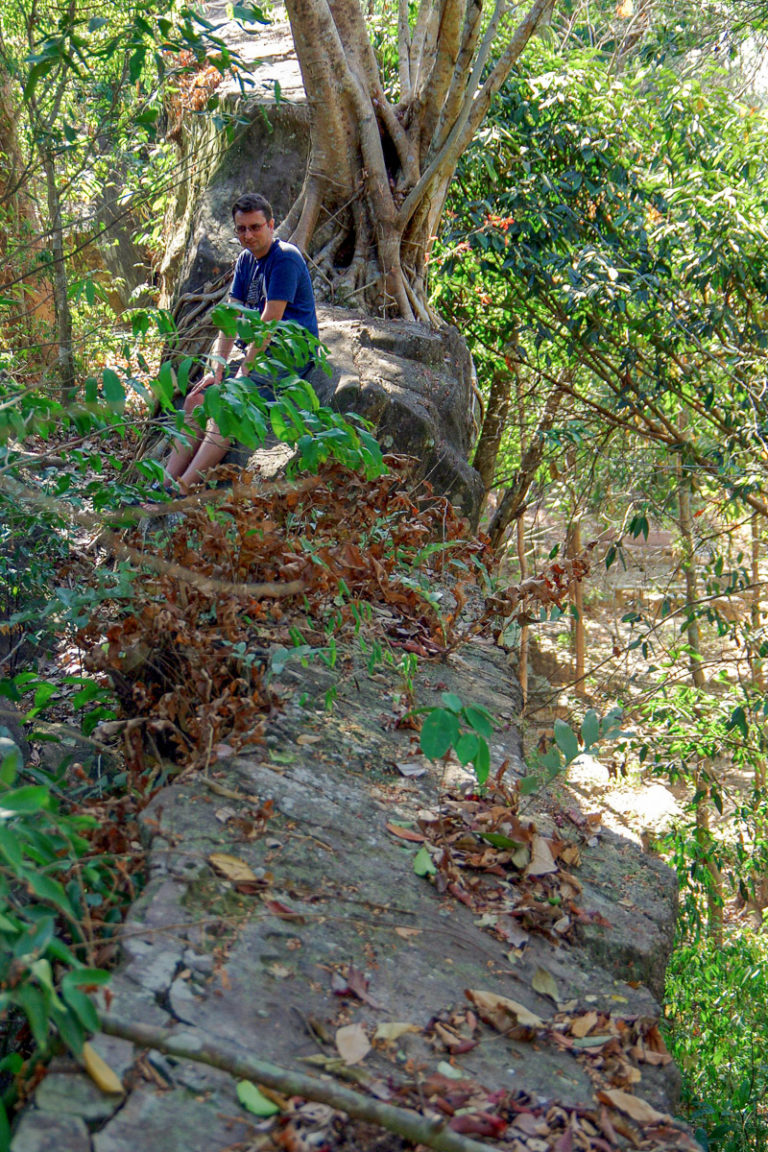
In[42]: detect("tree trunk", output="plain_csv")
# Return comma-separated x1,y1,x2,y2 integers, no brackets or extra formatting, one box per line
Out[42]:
473,364,514,491
567,517,585,684
676,448,705,689
42,148,77,401
283,0,556,319
488,383,563,550
0,76,55,362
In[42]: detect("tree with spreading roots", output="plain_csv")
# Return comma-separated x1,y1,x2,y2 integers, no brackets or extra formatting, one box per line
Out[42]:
280,0,556,321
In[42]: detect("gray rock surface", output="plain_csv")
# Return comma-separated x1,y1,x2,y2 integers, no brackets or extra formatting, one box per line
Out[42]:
11,636,696,1151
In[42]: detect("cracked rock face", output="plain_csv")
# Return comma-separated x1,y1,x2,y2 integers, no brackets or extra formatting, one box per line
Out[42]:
10,637,692,1152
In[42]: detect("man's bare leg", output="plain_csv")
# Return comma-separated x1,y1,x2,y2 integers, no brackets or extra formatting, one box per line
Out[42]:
177,425,231,491
165,390,207,483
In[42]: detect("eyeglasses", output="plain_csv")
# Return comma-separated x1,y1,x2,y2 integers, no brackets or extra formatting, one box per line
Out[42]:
234,223,268,236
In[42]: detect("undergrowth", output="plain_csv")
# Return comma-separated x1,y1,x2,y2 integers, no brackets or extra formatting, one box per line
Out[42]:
665,921,768,1152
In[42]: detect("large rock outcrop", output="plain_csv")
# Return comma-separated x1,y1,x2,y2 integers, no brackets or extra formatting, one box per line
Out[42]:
157,8,484,523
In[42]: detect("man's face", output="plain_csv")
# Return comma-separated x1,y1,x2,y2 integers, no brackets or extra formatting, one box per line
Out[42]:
233,210,274,258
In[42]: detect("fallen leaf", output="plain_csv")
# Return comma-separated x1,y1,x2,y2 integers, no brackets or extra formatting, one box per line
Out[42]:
394,926,421,939
386,822,425,842
336,1023,371,1065
263,898,305,922
413,846,437,876
449,1113,507,1137
208,852,258,883
436,1060,465,1080
213,743,236,759
571,1010,599,1038
82,1043,124,1095
237,1080,281,1116
374,1021,420,1042
296,733,323,745
598,1088,669,1124
395,760,427,778
532,966,560,1004
267,963,292,980
526,836,558,876
466,989,544,1031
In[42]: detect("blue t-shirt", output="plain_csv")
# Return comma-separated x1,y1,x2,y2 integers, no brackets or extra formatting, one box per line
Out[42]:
230,240,318,340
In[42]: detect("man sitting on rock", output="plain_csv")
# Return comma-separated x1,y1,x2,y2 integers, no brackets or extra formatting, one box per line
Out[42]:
164,192,319,492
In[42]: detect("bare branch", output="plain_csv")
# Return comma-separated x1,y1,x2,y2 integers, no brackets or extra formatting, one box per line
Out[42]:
99,1013,496,1152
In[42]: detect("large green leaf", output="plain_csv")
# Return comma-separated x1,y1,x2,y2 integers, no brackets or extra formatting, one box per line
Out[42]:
420,708,460,760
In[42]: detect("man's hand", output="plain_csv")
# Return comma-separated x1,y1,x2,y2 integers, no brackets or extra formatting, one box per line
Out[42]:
187,372,218,404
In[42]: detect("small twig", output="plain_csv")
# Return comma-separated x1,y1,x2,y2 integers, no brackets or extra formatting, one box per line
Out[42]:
99,1014,493,1152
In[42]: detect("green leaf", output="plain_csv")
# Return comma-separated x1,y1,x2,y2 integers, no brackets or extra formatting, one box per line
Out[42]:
419,708,460,760
519,774,541,796
25,871,77,920
454,731,479,766
463,705,494,740
413,846,437,876
554,718,580,763
15,984,50,1050
102,368,125,411
581,709,600,750
237,1080,280,1116
481,832,523,850
0,785,50,813
473,738,491,785
61,986,100,1033
440,692,463,714
0,827,23,871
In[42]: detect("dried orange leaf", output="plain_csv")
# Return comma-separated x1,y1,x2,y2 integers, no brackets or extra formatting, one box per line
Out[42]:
336,1023,371,1065
599,1088,669,1124
571,1010,599,1038
466,989,544,1031
82,1043,124,1096
208,853,258,883
385,822,425,843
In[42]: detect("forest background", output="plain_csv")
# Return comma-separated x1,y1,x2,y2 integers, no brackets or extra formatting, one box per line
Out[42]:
3,0,768,1149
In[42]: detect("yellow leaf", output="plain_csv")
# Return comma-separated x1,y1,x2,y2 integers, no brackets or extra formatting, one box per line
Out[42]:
531,967,560,1004
82,1043,125,1096
208,852,258,883
374,1021,420,1042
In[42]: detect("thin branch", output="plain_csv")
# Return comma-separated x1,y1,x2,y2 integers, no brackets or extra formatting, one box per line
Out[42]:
99,1013,495,1152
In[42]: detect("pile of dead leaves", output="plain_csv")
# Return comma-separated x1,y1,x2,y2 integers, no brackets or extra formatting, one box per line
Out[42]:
80,459,489,775
388,776,607,951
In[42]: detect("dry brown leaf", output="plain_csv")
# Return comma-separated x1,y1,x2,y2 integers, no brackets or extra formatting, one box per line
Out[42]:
526,836,558,876
335,1023,371,1065
296,734,323,745
208,852,258,883
598,1088,669,1125
466,989,544,1031
82,1043,125,1095
385,822,425,842
571,1010,599,1038
394,926,421,939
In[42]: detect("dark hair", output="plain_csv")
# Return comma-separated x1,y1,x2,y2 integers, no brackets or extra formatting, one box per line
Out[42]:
232,193,273,221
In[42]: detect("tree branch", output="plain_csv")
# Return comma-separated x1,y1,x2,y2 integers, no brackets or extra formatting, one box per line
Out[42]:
397,0,553,230
99,1013,495,1152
